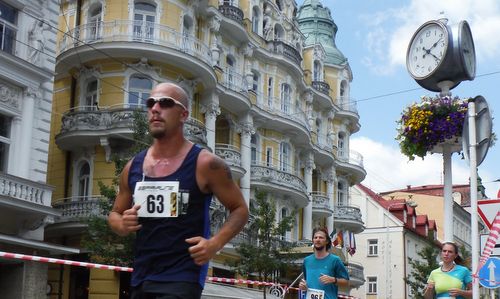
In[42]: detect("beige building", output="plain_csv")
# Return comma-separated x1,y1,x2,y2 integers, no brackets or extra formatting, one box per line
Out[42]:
42,0,365,297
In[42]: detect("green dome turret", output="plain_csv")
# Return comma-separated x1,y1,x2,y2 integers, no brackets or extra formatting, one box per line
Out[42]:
297,0,347,65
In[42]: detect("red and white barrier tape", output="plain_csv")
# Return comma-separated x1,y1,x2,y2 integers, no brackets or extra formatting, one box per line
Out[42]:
0,251,359,298
0,251,133,272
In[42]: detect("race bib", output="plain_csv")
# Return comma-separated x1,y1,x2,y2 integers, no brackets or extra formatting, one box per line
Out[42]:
134,181,180,217
306,288,325,299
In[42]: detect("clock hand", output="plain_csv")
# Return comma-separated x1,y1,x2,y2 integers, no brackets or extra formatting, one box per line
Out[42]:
430,37,443,49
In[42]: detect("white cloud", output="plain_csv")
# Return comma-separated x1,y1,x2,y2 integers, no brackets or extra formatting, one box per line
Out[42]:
351,136,472,193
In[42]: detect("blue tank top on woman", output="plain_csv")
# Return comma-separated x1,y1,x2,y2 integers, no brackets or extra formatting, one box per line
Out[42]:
128,144,213,288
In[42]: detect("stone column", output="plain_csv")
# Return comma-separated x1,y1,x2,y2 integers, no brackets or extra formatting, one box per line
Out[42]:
303,153,315,240
18,87,38,178
325,168,336,234
237,119,254,207
201,94,220,151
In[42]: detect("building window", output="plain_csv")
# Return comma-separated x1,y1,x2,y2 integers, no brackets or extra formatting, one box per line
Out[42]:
0,1,17,54
367,276,377,294
88,5,102,41
267,77,273,108
313,60,322,81
0,114,12,172
251,134,257,164
279,142,290,172
337,180,347,206
265,147,272,167
77,162,90,199
252,70,260,93
280,83,290,114
133,2,156,40
252,7,260,33
368,239,378,256
128,75,152,108
84,78,98,110
338,132,346,157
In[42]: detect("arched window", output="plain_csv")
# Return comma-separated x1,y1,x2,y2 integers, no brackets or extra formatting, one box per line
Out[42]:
182,15,194,52
313,60,322,81
128,75,152,108
274,24,284,41
280,83,291,113
338,132,346,158
267,77,273,108
252,6,260,33
88,5,102,41
84,78,98,110
133,1,156,40
78,162,90,199
279,142,290,172
316,118,322,141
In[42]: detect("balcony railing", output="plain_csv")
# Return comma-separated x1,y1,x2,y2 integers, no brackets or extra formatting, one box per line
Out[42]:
256,95,310,131
337,150,364,168
52,196,106,222
333,205,362,223
58,20,211,66
312,81,330,95
347,262,365,284
221,69,248,94
0,172,53,207
268,40,302,66
337,98,358,114
218,4,244,23
251,163,307,195
311,192,332,213
214,143,242,168
59,106,136,133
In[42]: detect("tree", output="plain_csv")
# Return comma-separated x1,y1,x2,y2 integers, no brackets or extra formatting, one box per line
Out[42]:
229,190,298,298
404,242,440,298
81,111,151,266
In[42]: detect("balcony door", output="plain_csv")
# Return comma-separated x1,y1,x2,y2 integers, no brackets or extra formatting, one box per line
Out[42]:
133,2,156,41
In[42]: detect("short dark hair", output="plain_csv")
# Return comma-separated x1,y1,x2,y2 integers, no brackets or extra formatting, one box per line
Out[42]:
312,227,332,250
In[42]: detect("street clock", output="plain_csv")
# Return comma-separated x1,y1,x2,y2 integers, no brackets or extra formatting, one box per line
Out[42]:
406,19,476,92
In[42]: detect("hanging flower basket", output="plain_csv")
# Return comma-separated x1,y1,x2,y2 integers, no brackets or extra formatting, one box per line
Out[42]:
396,96,468,160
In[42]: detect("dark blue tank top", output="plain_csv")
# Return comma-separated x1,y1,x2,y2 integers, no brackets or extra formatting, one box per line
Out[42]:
128,144,212,287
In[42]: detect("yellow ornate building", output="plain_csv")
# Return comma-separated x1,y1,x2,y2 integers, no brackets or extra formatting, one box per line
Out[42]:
45,0,366,297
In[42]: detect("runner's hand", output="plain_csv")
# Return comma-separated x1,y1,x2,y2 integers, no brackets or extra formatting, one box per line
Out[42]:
186,236,219,265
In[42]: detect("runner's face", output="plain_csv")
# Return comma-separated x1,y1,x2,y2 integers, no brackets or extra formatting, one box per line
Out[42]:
441,244,457,263
313,231,328,251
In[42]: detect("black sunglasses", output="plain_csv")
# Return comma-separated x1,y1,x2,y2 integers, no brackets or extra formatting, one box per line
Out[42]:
145,96,187,110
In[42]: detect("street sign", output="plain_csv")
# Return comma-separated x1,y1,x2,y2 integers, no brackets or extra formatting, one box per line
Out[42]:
478,199,500,229
462,96,493,166
478,257,500,289
481,234,500,256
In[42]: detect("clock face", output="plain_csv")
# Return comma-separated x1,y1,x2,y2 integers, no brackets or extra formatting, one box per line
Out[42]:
459,21,476,79
407,21,448,79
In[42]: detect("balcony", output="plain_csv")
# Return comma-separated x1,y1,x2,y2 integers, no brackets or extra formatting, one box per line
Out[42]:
347,261,365,287
214,143,245,179
46,196,106,237
267,40,302,70
333,205,364,233
335,150,366,184
312,134,334,166
218,4,244,24
57,20,215,87
312,81,330,96
252,95,310,147
250,163,308,207
336,98,360,133
56,106,207,151
218,69,251,114
0,173,58,235
311,192,333,217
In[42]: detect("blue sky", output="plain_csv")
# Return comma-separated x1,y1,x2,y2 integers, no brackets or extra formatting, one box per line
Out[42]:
297,0,500,198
